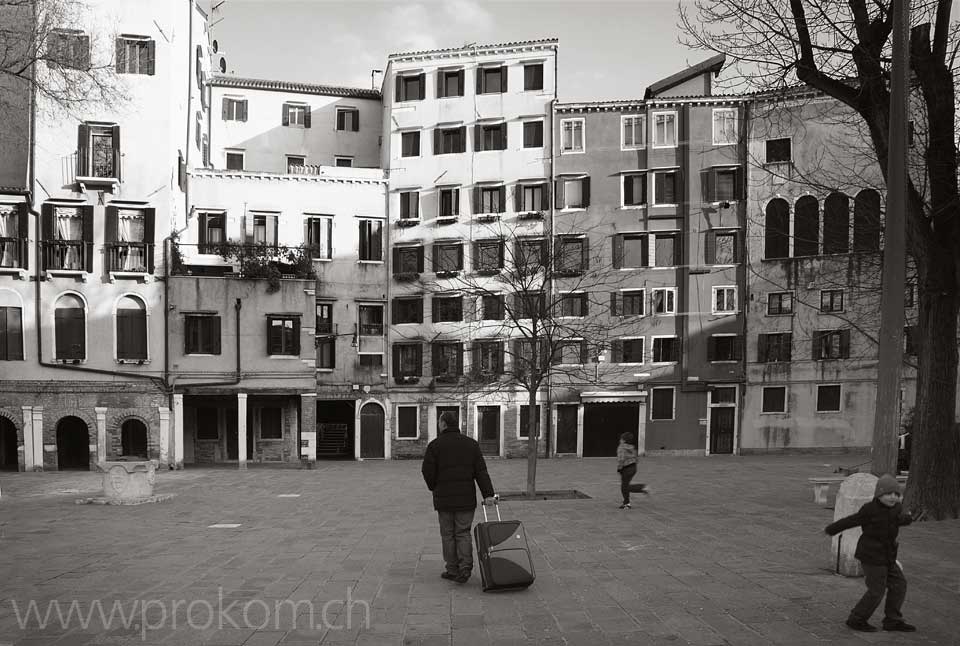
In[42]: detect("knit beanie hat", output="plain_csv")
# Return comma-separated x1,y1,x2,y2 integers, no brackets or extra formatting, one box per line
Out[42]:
875,473,901,497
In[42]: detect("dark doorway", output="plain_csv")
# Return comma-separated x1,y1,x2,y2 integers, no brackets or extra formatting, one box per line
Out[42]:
477,406,500,456
0,417,18,471
709,407,735,454
120,419,148,459
359,403,385,458
556,405,578,454
582,403,638,457
56,416,90,470
316,400,354,459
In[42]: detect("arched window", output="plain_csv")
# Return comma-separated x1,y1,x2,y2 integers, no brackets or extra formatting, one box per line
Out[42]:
121,419,148,459
764,198,790,259
794,196,819,257
117,295,147,361
823,192,850,254
853,189,882,252
54,294,85,361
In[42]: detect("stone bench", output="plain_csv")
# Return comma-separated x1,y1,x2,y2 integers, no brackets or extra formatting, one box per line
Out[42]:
809,474,907,505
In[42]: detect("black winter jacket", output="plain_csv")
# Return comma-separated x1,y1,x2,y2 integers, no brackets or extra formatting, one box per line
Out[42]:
825,499,913,566
421,428,495,511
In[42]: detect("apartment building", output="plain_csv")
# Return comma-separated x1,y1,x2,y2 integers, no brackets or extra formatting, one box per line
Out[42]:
0,0,206,471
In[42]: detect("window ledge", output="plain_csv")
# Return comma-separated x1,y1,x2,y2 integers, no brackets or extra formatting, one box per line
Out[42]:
709,360,739,364
109,271,152,283
44,269,87,281
117,359,150,365
395,435,422,440
559,149,585,155
0,267,28,279
316,368,334,373
621,145,647,151
650,361,678,366
436,216,458,225
76,176,119,189
476,213,500,222
55,358,87,365
185,353,218,357
619,205,647,210
760,411,789,415
615,362,645,366
357,260,384,265
268,355,302,360
397,218,420,227
651,203,679,208
712,311,738,316
560,207,586,213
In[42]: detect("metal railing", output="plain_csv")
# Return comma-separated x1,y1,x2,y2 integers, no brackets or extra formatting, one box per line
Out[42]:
172,242,318,280
42,240,90,271
105,242,154,272
0,238,28,269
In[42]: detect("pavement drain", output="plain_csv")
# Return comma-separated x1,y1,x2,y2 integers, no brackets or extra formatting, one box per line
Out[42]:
208,523,242,528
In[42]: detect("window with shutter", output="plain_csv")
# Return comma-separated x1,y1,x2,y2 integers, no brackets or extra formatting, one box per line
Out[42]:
0,307,24,361
401,131,420,157
623,174,646,206
267,316,299,356
116,296,147,361
396,406,419,438
523,121,544,148
620,235,647,268
560,119,584,153
438,188,459,217
54,295,85,361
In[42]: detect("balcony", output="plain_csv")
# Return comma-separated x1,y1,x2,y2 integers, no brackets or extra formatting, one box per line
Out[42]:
172,242,318,291
0,238,29,273
105,242,154,273
42,240,91,272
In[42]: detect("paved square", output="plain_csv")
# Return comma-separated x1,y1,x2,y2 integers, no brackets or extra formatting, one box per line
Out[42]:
1,455,959,645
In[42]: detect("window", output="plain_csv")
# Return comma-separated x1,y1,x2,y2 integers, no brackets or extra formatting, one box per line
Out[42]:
474,341,503,375
556,340,586,365
707,335,741,362
251,213,278,247
622,115,646,149
652,336,679,363
116,296,147,361
555,236,586,275
477,66,506,94
560,293,588,317
393,245,423,275
306,216,333,260
336,107,359,132
820,289,844,313
401,131,421,157
267,316,300,355
515,238,545,271
758,333,792,362
316,302,333,334
439,188,460,218
515,291,544,320
653,171,678,205
476,186,505,214
397,405,419,439
433,242,463,275
612,338,644,363
558,176,590,209
481,295,504,320
47,29,90,70
653,233,677,267
767,292,793,315
225,151,244,171
393,343,422,378
761,387,787,413
221,97,247,121
652,112,677,148
77,123,120,179
317,337,335,369
432,342,463,378
335,157,353,168
195,112,202,151
707,167,742,202
392,297,423,324
764,198,790,259
396,73,425,102
474,239,503,273
651,288,676,315
104,206,153,273
285,156,305,173
202,135,209,167
712,108,738,145
433,296,463,323
611,289,645,317
708,231,738,265
823,192,850,254
813,329,850,360
712,286,737,314
765,138,791,163
198,212,224,254
116,36,155,75
54,294,85,361
623,173,647,206
437,69,464,98
476,123,507,151
400,191,419,220
650,387,675,420
523,63,543,91
905,325,918,356
358,219,383,261
519,405,541,439
615,234,648,268
794,195,820,257
259,408,282,439
357,305,384,337
523,121,543,148
816,384,842,412
560,119,584,153
0,306,24,361
42,204,91,272
435,126,466,155
282,103,311,128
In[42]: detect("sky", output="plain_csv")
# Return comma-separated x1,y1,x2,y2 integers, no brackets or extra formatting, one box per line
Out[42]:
209,0,705,102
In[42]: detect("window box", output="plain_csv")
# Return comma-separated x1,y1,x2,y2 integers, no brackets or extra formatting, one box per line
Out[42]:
476,268,500,277
437,215,458,225
435,270,460,279
393,271,420,282
397,218,420,228
518,210,544,221
395,375,420,385
476,213,500,223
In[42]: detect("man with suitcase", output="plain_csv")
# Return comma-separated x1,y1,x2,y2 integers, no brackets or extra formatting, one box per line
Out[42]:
422,411,496,584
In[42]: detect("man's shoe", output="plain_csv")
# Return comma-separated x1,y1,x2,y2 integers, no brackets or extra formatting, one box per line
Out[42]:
845,618,878,632
454,572,470,584
440,572,457,581
883,621,917,632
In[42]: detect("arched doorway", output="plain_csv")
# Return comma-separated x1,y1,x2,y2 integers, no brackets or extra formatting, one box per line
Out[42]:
56,416,90,470
359,403,385,459
0,416,18,471
120,419,148,459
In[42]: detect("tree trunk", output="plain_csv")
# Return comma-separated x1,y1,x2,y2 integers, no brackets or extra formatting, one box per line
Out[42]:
526,387,539,497
906,286,960,519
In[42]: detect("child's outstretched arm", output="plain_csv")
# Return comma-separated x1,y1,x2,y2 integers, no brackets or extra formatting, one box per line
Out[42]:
824,508,866,535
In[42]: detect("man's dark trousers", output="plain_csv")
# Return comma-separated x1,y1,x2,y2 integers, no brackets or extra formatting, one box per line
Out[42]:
850,562,906,625
438,510,474,575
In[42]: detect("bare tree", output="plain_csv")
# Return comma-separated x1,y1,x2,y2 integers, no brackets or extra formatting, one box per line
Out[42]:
680,0,960,518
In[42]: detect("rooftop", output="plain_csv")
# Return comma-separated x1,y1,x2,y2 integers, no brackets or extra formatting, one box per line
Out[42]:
388,38,558,60
644,53,726,99
209,75,381,99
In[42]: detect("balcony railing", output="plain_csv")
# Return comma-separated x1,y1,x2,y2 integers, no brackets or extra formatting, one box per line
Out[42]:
172,242,318,282
0,238,28,269
105,242,154,272
288,164,327,176
42,240,90,271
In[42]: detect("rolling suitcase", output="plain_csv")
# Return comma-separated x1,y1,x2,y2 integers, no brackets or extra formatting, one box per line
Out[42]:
474,499,535,592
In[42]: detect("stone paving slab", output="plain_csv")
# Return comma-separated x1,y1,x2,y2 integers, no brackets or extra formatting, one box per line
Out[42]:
1,454,959,645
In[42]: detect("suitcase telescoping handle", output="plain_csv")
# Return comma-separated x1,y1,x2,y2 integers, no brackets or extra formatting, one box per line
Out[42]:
481,494,501,522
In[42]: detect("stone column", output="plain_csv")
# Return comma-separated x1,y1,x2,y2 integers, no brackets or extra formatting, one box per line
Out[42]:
158,407,170,466
31,407,44,471
636,397,648,457
299,393,316,464
172,394,184,469
21,406,33,472
576,404,585,457
237,393,247,470
95,407,107,467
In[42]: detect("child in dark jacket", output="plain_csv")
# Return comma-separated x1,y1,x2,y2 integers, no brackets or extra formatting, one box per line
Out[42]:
615,432,647,509
824,473,915,633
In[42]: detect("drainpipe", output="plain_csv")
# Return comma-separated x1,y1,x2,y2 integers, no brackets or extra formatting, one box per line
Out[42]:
545,94,557,459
